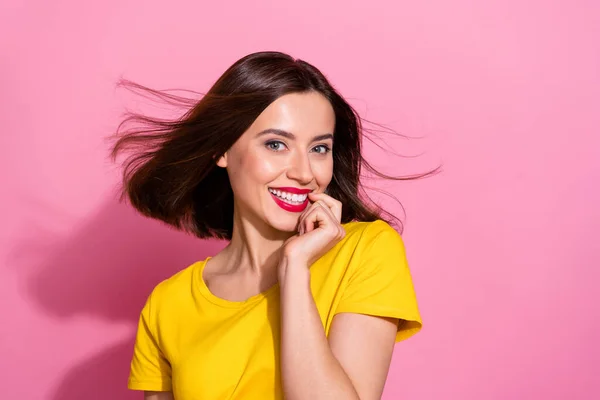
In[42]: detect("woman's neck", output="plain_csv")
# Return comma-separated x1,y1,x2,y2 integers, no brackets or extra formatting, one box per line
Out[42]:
221,212,294,276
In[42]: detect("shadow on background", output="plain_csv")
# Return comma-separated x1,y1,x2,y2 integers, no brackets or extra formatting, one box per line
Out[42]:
14,197,225,400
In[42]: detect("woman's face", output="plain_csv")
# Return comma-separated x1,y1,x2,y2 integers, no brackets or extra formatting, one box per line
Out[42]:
217,91,335,233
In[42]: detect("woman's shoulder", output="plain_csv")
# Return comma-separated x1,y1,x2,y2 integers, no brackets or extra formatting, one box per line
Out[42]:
146,259,205,305
339,219,405,258
342,219,401,241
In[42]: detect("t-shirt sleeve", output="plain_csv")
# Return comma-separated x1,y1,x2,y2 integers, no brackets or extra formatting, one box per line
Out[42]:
335,221,423,342
128,291,172,391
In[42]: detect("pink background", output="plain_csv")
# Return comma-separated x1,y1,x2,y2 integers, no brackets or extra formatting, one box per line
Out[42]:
2,1,599,399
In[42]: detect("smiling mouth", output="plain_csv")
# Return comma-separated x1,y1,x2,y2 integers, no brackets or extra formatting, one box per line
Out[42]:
268,188,308,205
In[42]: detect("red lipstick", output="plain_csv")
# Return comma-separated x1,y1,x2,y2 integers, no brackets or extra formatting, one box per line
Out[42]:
270,187,312,194
269,187,311,213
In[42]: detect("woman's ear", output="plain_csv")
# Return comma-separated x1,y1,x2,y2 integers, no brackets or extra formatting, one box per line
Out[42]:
216,153,228,168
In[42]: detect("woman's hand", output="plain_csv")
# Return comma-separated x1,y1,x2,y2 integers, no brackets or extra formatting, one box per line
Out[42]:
280,192,346,269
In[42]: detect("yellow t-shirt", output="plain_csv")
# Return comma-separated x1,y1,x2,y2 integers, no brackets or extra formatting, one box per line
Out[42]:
128,219,422,399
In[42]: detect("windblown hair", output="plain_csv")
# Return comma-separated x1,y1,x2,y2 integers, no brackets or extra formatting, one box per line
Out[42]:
110,51,437,240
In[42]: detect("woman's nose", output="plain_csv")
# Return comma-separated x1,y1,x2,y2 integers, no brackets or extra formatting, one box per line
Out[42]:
286,153,314,184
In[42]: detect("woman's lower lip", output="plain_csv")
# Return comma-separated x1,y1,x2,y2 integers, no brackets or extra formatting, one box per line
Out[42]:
270,192,308,212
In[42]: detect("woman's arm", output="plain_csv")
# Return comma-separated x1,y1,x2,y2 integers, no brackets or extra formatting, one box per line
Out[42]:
279,258,398,400
279,261,358,399
144,391,173,400
279,194,399,400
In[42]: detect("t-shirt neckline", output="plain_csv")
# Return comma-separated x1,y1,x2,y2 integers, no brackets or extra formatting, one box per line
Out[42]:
195,257,280,308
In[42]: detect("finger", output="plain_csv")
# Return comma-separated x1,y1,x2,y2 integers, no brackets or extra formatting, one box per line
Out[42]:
296,206,310,234
302,205,331,234
301,200,336,233
302,200,344,240
308,192,342,222
303,201,344,239
298,201,328,234
312,200,345,238
303,206,345,241
296,198,321,232
313,200,338,224
297,199,324,234
299,203,322,234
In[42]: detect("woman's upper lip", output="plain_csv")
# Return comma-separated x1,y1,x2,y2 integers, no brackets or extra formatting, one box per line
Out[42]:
270,187,313,194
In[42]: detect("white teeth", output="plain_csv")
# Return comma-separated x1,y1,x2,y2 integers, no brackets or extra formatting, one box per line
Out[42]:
269,188,308,204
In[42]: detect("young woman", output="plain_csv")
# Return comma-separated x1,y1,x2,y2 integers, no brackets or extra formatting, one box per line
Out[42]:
112,51,423,400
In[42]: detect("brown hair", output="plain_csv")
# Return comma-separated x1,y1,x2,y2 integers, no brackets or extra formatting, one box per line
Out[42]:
110,51,438,240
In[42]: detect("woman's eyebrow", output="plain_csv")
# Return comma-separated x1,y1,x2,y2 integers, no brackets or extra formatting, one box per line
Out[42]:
256,129,334,142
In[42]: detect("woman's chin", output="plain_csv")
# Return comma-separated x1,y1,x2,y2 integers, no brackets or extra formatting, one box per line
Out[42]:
266,217,300,235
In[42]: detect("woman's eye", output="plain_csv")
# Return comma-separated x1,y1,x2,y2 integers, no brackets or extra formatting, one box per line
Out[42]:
312,145,331,154
266,141,286,151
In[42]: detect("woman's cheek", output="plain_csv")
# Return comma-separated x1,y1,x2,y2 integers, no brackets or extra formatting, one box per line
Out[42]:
312,159,334,186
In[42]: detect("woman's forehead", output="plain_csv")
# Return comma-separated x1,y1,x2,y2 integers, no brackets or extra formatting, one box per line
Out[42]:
249,92,335,138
